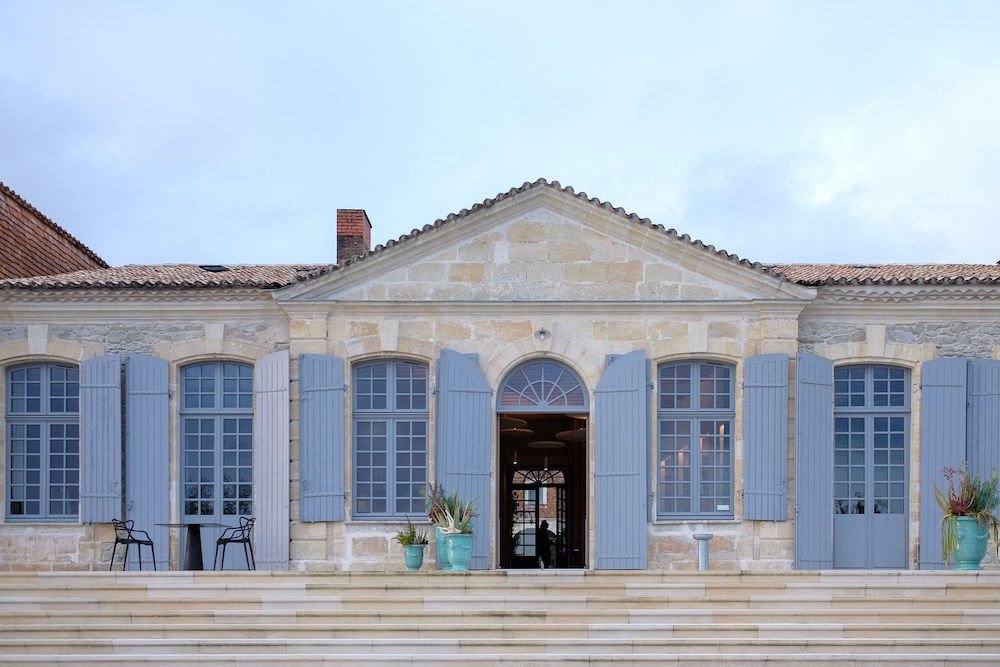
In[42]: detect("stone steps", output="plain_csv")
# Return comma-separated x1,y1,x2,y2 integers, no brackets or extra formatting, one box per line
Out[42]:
3,653,998,666
3,636,1000,654
6,620,1000,639
4,606,1000,627
1,570,998,665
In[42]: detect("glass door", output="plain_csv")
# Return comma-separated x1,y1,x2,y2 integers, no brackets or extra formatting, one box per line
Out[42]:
508,468,567,568
180,362,254,569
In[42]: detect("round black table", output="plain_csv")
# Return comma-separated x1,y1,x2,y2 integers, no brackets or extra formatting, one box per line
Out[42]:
155,522,227,570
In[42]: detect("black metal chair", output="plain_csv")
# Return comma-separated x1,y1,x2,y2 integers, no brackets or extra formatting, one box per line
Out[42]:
110,518,157,571
214,516,256,570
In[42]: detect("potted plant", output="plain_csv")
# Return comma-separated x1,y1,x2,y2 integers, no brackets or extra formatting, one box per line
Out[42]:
426,483,477,571
426,483,452,570
934,463,1000,570
394,517,429,571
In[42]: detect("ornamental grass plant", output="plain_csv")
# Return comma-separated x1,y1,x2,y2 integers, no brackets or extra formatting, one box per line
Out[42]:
934,463,1000,563
425,482,477,534
393,517,429,546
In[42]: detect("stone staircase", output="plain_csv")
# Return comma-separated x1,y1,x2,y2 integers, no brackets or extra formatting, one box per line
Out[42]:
1,569,999,665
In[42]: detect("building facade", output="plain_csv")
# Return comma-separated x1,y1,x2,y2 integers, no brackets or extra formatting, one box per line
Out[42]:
0,183,108,279
1,179,998,572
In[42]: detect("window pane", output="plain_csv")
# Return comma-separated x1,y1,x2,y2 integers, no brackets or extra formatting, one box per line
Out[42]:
658,364,691,410
180,362,253,520
352,360,429,517
656,361,734,517
7,363,81,519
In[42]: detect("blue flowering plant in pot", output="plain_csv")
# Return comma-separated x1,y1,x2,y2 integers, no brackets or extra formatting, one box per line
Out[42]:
394,517,429,571
426,483,477,571
934,463,1000,570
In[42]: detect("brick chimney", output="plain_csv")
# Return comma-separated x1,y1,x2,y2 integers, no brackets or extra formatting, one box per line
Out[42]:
336,209,372,264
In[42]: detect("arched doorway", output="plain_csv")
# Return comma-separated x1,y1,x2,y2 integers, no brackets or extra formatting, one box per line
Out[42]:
497,359,588,569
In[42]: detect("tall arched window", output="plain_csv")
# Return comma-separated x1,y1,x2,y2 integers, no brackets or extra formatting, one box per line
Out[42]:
352,359,428,518
656,360,735,519
180,361,254,520
6,363,80,520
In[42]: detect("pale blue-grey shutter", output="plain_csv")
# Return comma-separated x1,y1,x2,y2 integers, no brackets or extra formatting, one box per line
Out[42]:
743,353,789,520
594,350,649,569
254,350,290,570
794,352,833,569
968,360,1000,480
124,355,169,569
919,358,970,569
80,355,122,523
435,349,492,570
298,353,346,522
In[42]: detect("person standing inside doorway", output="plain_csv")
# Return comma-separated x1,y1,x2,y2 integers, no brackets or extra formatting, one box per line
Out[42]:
538,520,552,569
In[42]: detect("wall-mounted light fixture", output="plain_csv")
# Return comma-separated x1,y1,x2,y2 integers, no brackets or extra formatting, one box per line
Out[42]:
534,327,551,341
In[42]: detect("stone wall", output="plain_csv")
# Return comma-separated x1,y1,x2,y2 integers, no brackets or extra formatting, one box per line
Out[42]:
0,183,107,279
799,320,1000,359
50,323,204,356
0,523,114,572
0,326,25,343
0,312,286,571
285,303,798,572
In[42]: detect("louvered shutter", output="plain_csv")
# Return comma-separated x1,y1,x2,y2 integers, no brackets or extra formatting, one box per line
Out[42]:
919,358,970,569
435,349,492,570
124,355,169,569
794,352,833,569
80,355,122,523
968,360,1000,480
254,350,290,570
594,350,649,569
743,353,789,520
298,354,346,522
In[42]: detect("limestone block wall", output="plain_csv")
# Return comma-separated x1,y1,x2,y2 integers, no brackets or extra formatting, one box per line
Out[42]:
0,523,113,572
285,304,801,572
0,306,288,570
334,212,770,304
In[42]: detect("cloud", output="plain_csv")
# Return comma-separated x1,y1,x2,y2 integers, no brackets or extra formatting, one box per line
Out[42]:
799,69,1000,262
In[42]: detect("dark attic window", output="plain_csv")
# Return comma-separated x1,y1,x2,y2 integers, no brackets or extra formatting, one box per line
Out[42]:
199,265,230,273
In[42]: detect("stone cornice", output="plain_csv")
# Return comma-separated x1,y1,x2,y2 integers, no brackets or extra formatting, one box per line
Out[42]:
804,285,1000,320
280,298,811,320
0,288,283,322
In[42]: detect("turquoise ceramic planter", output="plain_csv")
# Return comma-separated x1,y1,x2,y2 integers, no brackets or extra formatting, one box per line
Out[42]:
952,516,989,570
444,532,474,571
435,526,452,570
402,544,425,571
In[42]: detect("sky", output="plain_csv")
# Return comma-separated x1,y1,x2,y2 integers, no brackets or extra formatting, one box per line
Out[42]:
1,1,999,267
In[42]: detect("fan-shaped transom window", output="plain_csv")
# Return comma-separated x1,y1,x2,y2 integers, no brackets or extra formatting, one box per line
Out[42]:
513,468,566,486
498,360,588,412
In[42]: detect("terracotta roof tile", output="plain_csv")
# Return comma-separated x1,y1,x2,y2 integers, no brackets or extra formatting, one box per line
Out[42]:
1,179,996,291
0,264,333,290
767,264,1000,286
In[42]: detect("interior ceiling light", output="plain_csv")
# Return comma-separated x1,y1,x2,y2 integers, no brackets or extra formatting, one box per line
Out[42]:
501,427,534,436
499,416,528,429
555,428,587,442
527,440,564,449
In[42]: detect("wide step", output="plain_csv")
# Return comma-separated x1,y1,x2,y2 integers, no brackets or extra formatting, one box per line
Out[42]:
1,570,999,665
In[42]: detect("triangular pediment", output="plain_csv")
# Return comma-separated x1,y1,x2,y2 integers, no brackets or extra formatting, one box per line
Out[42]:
277,181,814,304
